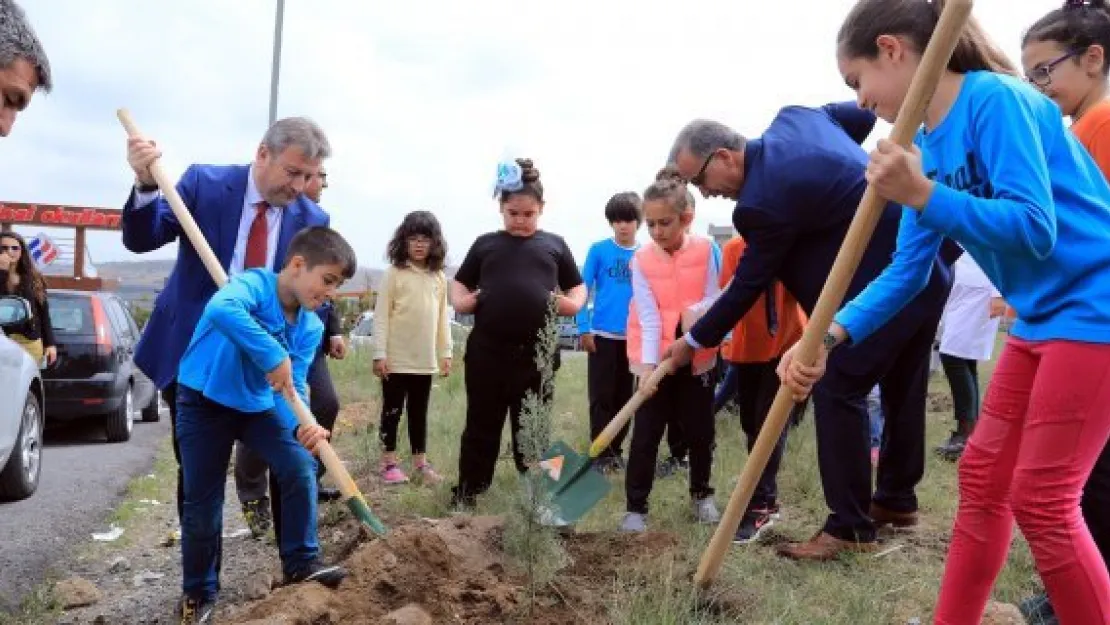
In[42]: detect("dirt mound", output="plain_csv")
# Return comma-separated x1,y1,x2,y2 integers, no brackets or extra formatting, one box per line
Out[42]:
224,516,682,624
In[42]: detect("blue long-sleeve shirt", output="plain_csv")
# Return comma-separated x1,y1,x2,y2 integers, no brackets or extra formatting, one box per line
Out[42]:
576,238,639,337
688,101,957,350
177,269,322,428
836,71,1110,345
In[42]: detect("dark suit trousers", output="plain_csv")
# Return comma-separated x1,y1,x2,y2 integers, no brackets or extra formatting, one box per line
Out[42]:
812,300,944,543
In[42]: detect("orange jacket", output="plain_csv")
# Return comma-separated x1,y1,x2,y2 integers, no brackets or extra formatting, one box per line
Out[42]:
718,236,806,363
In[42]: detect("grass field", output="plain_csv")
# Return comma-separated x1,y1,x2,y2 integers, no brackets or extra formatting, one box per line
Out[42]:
327,339,1040,625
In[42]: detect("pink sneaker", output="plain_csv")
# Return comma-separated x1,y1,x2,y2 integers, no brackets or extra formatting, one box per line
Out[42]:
381,463,409,485
414,461,444,485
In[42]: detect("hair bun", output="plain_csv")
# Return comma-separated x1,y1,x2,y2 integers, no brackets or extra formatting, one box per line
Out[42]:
655,165,686,184
515,158,540,183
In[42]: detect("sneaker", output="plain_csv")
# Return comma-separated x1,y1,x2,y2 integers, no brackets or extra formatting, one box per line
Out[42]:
242,498,272,539
733,508,776,544
414,460,444,485
619,512,647,533
1018,592,1058,624
655,456,687,478
934,431,968,461
175,595,215,624
692,497,721,525
381,463,409,485
596,455,626,475
284,559,349,589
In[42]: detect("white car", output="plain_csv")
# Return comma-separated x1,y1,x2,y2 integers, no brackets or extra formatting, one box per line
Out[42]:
348,311,374,352
0,295,46,501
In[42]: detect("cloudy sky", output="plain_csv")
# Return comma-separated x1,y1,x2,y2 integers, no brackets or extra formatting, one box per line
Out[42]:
1,0,1057,271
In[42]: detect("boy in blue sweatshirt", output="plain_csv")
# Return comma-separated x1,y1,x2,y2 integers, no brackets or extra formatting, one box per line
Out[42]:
577,191,642,472
173,226,356,623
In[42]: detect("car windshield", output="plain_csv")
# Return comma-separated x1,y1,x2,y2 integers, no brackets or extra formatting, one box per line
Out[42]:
48,295,94,335
0,298,27,324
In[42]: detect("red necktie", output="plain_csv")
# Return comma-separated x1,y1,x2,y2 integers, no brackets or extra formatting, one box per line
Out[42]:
244,201,269,269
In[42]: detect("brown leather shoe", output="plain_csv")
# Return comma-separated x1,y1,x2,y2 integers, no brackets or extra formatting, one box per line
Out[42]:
869,502,919,528
775,531,878,561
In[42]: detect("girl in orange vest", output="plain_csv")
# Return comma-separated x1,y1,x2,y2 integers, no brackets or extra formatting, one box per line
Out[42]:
620,172,721,533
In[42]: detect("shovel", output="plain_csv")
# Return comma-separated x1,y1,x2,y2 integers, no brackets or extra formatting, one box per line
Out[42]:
538,359,676,525
116,109,388,538
691,0,973,591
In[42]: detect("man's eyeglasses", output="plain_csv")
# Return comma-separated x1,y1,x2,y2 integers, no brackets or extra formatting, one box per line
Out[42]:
690,151,716,187
1027,49,1082,88
0,245,20,253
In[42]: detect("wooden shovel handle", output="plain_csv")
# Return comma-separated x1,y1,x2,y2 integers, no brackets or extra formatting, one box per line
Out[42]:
116,109,362,504
693,0,975,590
589,359,675,458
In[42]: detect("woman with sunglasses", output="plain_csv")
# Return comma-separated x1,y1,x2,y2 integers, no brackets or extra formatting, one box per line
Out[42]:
0,231,56,366
1019,2,1110,621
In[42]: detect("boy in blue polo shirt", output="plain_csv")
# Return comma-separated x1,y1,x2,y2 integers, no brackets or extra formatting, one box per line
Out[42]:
577,191,642,472
173,226,356,623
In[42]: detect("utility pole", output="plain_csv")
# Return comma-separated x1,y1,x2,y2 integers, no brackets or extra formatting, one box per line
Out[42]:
267,0,286,126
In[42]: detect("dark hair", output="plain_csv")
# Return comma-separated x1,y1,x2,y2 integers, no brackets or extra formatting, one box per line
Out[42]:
499,158,544,204
0,231,46,303
1024,0,1110,75
643,167,692,215
386,210,447,272
284,226,357,279
604,192,642,224
838,0,1019,77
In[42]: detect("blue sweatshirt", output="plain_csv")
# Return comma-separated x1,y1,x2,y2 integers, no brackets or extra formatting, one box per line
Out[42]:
837,71,1110,344
576,238,639,337
177,269,322,428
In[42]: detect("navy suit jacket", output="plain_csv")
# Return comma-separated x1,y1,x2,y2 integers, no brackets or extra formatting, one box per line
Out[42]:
691,103,956,374
122,164,331,389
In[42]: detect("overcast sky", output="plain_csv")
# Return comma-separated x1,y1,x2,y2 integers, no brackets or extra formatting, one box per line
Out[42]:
0,0,1056,271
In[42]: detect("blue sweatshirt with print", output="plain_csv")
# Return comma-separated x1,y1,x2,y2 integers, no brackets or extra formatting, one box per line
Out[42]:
576,238,639,336
177,269,323,428
836,71,1110,345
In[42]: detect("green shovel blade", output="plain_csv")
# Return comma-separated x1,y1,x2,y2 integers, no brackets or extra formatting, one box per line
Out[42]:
539,440,612,525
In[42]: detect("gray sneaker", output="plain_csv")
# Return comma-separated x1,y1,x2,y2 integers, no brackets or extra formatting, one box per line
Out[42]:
619,512,647,533
692,497,721,524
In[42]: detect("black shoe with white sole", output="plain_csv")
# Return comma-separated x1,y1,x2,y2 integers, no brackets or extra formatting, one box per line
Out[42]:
176,595,215,624
733,508,777,544
284,560,349,589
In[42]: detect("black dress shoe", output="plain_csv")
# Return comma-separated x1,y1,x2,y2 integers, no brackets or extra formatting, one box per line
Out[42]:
317,486,342,502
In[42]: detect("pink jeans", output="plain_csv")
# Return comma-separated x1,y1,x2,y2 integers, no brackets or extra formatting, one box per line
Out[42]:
934,337,1110,625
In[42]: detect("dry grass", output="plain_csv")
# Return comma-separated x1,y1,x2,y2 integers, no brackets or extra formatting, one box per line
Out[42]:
329,336,1040,625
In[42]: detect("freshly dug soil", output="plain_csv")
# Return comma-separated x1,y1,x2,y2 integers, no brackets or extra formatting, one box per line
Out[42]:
223,516,683,624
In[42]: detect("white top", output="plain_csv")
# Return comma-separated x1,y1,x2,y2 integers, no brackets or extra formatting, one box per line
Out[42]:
133,165,283,275
630,236,720,365
939,253,1002,361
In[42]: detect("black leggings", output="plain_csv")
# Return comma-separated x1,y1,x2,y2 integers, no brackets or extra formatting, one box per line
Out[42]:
939,353,979,426
379,373,433,454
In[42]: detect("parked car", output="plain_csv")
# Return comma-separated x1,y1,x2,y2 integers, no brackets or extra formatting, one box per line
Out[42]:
43,290,159,443
0,295,46,501
348,311,374,352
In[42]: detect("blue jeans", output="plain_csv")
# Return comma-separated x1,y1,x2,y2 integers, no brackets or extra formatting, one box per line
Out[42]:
712,362,740,416
175,385,319,600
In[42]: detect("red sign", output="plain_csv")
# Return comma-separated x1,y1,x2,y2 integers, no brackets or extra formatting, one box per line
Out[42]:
0,202,123,230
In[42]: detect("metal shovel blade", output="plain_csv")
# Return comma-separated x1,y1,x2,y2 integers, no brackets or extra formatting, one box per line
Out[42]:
539,440,612,525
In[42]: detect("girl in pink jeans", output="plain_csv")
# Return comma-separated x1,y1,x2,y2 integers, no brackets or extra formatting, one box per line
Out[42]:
779,1,1110,623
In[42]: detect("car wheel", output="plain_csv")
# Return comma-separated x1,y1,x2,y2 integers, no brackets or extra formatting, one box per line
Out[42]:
105,384,134,443
141,389,161,423
0,390,44,501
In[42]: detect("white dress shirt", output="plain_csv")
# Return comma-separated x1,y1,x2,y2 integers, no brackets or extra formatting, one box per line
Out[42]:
132,165,284,275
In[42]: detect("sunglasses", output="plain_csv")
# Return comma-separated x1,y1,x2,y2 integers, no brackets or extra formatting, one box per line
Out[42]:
0,245,20,253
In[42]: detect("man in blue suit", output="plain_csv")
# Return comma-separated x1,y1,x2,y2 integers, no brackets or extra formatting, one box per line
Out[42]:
123,117,332,540
661,103,955,560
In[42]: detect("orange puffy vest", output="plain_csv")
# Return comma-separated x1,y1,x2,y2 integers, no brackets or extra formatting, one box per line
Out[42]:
626,235,718,376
